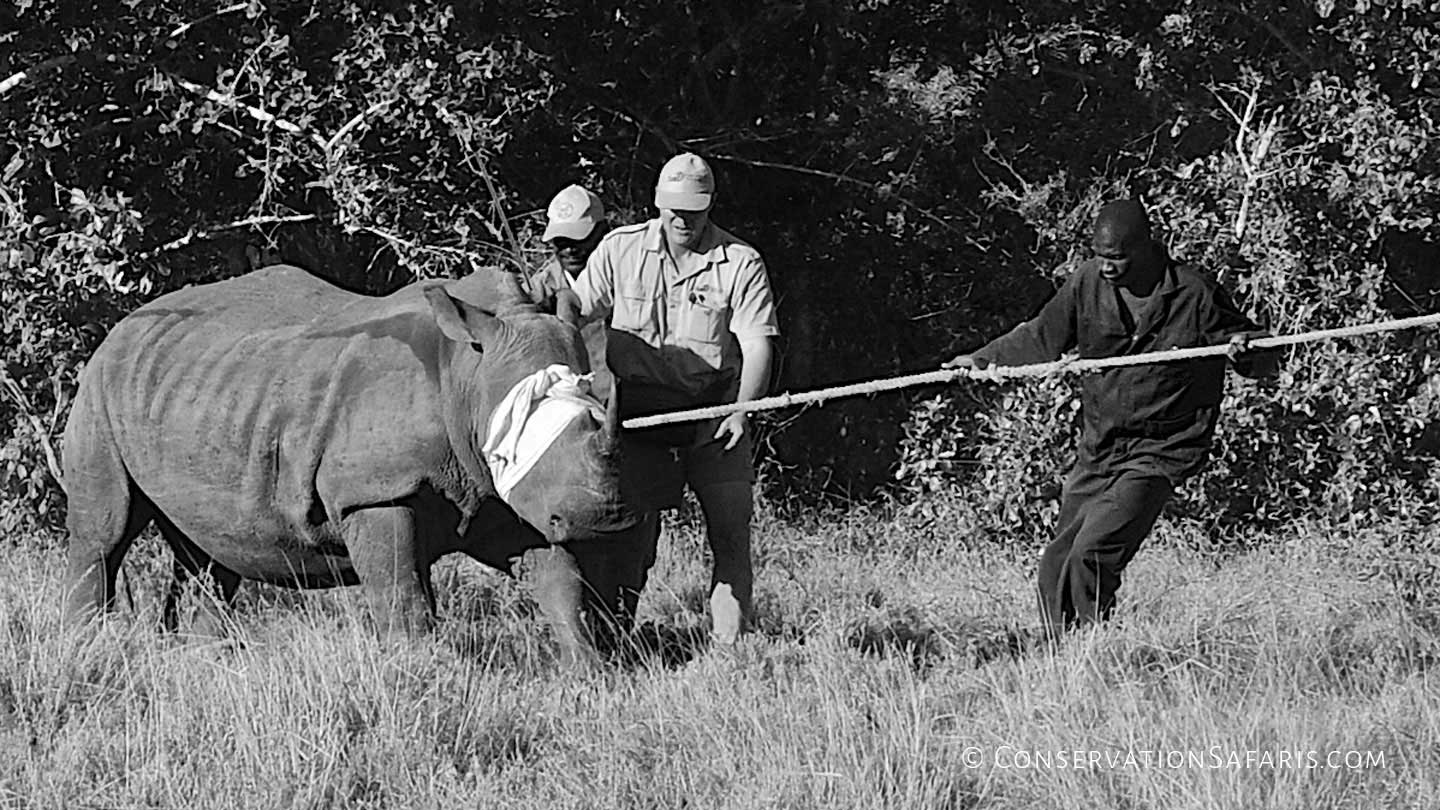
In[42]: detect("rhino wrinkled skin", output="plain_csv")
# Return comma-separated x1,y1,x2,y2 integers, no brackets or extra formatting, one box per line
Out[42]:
61,264,643,662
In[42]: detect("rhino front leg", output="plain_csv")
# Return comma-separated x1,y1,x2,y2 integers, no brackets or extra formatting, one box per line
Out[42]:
519,545,600,668
161,558,242,635
159,519,241,634
345,505,434,638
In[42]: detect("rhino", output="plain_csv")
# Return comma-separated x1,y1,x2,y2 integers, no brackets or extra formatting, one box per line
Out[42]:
61,264,646,662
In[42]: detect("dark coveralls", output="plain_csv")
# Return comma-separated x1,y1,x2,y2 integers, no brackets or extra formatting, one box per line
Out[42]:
973,253,1271,634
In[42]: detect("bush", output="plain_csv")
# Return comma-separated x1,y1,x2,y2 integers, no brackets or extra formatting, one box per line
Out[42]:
3,0,1438,545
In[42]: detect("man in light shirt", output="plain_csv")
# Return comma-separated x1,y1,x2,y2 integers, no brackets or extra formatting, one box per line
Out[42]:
569,153,780,645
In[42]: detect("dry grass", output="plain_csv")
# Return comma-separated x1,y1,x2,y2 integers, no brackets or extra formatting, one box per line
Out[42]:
0,504,1436,809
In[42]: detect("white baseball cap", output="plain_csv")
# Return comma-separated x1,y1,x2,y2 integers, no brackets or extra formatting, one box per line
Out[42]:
543,185,605,241
653,153,715,211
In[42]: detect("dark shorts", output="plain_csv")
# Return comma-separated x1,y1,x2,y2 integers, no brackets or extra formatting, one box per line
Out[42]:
620,417,755,511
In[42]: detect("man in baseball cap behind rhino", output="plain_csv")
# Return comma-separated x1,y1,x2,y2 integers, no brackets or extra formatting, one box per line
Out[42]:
525,184,611,311
569,153,780,645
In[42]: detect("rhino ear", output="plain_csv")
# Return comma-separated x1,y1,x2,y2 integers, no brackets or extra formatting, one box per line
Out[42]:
555,289,582,329
423,283,501,348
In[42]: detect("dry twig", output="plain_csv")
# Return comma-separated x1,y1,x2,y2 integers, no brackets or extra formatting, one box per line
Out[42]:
167,3,248,40
1210,79,1283,243
471,159,526,272
172,76,326,147
324,100,392,156
707,153,971,241
120,214,319,269
358,224,512,268
0,370,66,493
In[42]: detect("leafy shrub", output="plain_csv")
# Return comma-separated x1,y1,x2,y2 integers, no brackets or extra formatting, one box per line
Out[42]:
3,0,1438,547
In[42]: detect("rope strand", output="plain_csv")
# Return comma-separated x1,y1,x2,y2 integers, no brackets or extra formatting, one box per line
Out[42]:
620,312,1440,429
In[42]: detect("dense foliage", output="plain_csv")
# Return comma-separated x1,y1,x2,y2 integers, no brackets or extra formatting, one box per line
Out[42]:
3,0,1438,542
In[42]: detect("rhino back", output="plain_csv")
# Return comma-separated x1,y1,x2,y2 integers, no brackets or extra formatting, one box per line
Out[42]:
85,268,462,576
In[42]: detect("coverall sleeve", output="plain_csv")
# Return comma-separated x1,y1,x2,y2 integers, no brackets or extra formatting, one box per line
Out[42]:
1202,281,1280,379
973,273,1080,366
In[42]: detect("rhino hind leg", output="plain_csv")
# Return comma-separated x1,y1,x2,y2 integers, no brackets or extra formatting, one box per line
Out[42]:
64,479,154,627
156,518,241,635
345,505,434,638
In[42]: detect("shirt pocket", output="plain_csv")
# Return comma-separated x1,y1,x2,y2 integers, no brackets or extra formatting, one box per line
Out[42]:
679,294,727,345
612,284,655,334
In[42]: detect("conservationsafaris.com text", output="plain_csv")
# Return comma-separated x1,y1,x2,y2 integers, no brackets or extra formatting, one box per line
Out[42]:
959,745,1386,771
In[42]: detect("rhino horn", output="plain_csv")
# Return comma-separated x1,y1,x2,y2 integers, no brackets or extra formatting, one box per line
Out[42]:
602,377,622,450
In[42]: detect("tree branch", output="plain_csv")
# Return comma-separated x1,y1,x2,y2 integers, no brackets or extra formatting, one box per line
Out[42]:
324,100,391,155
707,153,972,242
470,159,526,272
119,211,519,272
357,223,518,268
167,2,249,40
1210,79,1284,244
6,44,390,165
0,53,136,99
0,370,65,494
119,214,320,269
171,76,327,147
0,54,77,98
1223,4,1319,71
3,3,250,99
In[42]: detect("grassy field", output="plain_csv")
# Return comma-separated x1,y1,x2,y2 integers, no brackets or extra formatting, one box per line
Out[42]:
1,501,1437,809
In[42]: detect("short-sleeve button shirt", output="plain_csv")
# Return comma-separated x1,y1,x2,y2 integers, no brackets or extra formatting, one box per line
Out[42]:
571,218,780,398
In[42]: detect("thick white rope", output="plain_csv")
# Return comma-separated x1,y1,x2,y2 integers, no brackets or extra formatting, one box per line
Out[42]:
621,312,1440,429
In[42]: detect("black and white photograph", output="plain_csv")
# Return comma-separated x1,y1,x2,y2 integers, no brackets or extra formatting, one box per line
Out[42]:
1,1,1437,806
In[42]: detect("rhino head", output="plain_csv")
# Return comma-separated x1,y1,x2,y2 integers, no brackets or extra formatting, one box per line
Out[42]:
421,280,637,544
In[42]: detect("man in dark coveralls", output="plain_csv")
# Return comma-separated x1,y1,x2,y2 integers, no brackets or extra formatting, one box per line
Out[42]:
946,200,1280,637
